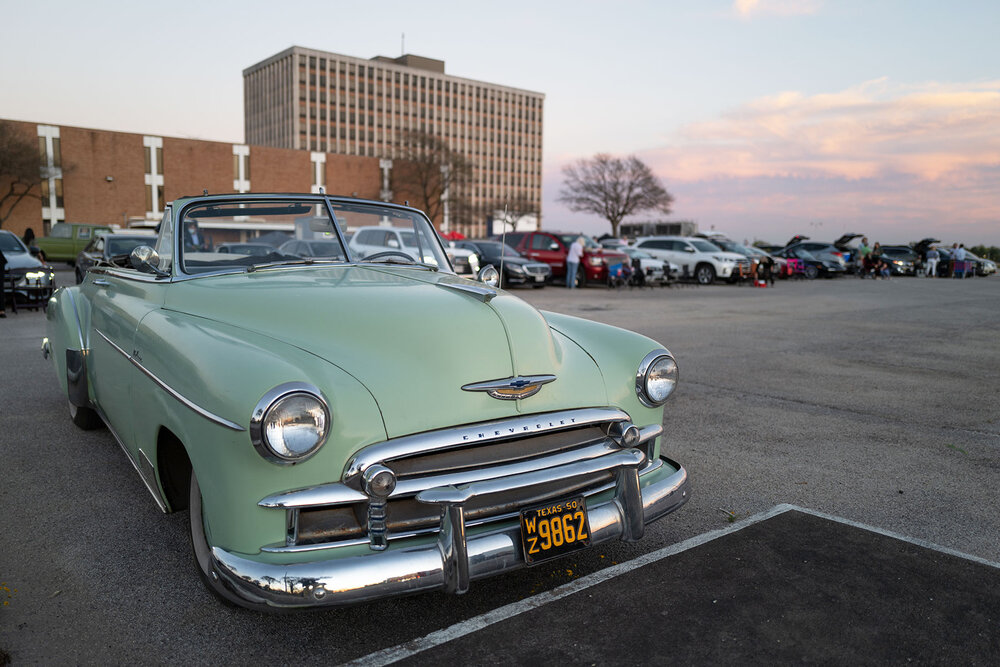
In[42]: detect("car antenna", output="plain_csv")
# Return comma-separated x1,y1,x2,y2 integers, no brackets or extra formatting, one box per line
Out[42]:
499,203,508,289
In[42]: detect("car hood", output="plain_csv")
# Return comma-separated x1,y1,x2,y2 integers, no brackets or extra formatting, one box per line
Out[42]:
162,265,608,438
2,250,46,271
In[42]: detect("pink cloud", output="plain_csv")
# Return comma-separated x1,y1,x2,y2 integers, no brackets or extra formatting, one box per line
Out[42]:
545,79,1000,244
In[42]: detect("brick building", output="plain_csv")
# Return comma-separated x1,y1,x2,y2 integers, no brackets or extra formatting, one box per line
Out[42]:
0,118,402,239
244,47,545,236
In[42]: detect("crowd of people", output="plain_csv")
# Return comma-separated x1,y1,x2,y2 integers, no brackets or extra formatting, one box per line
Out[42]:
852,237,974,279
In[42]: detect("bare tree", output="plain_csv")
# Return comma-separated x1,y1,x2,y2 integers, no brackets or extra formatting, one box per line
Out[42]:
0,121,43,228
558,154,674,238
490,195,538,233
391,130,471,227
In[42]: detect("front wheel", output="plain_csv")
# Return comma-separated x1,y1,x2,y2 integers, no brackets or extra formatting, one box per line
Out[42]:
695,264,716,285
69,401,103,430
804,265,819,280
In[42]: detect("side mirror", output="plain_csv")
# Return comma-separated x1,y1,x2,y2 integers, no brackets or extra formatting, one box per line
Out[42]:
549,243,560,251
478,264,500,288
685,247,696,253
130,245,167,276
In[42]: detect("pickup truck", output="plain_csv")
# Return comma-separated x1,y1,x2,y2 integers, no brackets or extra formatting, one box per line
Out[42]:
35,222,115,264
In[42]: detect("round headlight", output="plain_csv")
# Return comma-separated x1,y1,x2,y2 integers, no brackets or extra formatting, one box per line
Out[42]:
250,383,330,464
636,350,679,407
478,264,500,287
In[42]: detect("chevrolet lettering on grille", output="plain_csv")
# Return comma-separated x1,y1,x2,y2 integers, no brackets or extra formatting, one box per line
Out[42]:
461,375,557,401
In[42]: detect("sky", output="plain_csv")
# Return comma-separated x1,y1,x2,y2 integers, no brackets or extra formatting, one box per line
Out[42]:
1,0,998,244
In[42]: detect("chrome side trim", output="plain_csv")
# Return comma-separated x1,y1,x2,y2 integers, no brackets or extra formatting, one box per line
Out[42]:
343,407,630,481
210,457,689,608
93,404,169,513
94,328,245,432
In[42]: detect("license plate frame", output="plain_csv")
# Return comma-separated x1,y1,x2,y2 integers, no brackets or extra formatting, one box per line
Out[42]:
519,495,591,565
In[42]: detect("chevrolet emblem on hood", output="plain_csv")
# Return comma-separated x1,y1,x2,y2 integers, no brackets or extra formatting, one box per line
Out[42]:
461,375,557,400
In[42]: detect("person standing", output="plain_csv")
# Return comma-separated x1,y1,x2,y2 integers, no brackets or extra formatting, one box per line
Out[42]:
0,245,7,318
952,243,966,277
925,246,939,277
856,237,872,277
869,242,884,279
565,236,585,289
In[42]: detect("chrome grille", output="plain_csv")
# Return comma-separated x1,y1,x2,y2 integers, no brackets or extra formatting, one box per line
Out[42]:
260,408,663,552
525,264,549,275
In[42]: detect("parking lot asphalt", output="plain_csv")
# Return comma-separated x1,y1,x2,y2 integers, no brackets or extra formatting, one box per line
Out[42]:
1,272,998,664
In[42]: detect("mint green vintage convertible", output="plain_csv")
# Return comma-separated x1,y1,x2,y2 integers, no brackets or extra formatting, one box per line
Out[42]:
43,193,688,610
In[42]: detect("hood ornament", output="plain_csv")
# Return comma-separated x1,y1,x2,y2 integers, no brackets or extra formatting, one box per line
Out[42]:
462,375,556,401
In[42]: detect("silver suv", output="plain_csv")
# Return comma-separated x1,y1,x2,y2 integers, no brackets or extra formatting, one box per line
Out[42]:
633,236,749,284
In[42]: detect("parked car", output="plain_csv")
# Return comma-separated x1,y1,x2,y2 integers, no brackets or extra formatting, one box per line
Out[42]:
959,250,995,277
35,222,115,264
1,229,56,304
216,242,277,257
621,247,674,285
75,232,157,283
831,233,865,268
351,225,478,274
877,246,918,276
779,246,846,279
702,238,785,280
278,238,348,259
42,192,688,611
632,236,749,285
505,231,629,287
780,236,848,272
452,239,551,287
741,245,787,278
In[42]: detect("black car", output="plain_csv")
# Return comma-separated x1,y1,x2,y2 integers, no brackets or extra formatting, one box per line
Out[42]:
1,229,56,304
878,246,918,276
75,232,157,283
780,235,849,272
778,246,846,279
454,239,552,287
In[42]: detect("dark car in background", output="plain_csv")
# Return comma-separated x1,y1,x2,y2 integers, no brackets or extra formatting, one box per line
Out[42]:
878,246,918,276
1,229,56,304
781,235,848,272
75,232,157,283
453,239,551,287
505,231,629,287
778,246,846,279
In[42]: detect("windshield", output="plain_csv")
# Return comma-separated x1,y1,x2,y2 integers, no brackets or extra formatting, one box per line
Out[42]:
0,232,27,253
557,234,599,249
173,198,450,275
690,239,723,253
476,241,522,258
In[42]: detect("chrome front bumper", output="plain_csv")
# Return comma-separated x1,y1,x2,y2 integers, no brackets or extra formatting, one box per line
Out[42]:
210,453,689,609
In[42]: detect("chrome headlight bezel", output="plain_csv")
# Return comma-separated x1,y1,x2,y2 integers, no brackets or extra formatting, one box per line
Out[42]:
250,382,331,465
635,349,679,407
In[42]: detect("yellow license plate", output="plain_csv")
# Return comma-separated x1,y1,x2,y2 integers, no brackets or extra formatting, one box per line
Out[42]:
520,496,591,565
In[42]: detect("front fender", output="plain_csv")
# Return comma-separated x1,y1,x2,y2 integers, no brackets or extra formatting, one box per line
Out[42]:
44,286,92,398
132,309,387,556
541,310,673,445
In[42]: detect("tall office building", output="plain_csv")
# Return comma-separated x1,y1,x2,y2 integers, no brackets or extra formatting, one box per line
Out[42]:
244,46,544,235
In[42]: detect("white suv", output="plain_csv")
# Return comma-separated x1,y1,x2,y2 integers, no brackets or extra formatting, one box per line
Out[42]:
633,236,749,284
348,225,479,274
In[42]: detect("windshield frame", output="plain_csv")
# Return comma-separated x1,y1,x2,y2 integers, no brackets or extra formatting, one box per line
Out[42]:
167,194,453,280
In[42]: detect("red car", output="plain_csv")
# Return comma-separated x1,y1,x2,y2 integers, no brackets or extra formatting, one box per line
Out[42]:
505,231,629,287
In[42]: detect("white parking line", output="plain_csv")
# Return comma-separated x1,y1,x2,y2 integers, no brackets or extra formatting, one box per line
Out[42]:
346,503,999,666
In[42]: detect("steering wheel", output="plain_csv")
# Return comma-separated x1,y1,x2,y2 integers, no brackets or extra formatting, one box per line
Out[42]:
363,251,416,262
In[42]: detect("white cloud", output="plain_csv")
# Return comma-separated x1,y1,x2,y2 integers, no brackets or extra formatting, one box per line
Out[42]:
732,0,823,18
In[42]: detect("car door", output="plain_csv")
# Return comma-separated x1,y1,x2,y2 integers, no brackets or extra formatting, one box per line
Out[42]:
84,218,169,451
526,233,567,275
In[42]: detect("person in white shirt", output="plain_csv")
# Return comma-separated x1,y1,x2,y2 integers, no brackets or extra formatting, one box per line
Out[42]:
925,247,940,277
566,236,585,289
